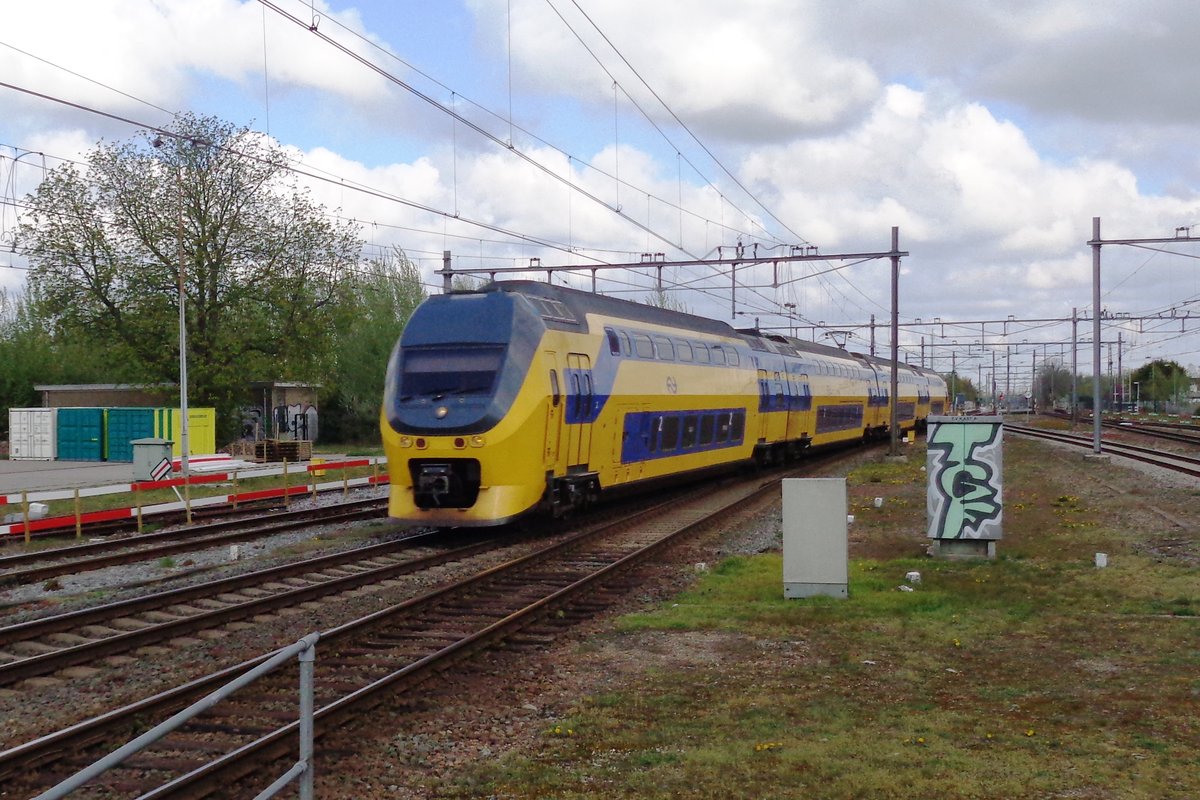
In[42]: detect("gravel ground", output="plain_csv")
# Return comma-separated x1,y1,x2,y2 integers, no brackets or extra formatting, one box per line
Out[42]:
0,517,548,750
304,437,1200,799
309,485,793,800
0,486,391,618
6,432,1195,796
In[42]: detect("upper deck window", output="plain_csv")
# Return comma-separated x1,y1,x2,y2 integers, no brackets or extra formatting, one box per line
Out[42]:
654,336,675,360
606,328,620,355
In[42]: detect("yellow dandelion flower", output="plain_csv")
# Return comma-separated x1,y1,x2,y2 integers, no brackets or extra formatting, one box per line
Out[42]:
1025,729,1035,737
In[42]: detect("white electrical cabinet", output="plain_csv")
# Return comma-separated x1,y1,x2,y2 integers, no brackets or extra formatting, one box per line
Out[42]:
782,478,848,599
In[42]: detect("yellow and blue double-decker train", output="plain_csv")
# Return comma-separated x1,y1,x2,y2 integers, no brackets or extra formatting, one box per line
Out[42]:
381,280,946,527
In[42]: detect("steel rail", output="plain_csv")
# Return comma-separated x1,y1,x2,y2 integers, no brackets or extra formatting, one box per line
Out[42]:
135,476,788,800
0,529,504,687
1008,424,1200,478
0,468,791,795
0,499,387,587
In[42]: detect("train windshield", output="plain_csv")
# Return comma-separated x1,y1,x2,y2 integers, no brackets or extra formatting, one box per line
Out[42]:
400,345,505,397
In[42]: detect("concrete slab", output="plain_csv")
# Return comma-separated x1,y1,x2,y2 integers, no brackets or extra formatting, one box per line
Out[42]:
0,459,134,496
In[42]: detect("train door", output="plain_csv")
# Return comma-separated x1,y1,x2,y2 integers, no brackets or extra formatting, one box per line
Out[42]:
757,368,771,442
542,351,563,469
611,404,646,485
566,353,594,470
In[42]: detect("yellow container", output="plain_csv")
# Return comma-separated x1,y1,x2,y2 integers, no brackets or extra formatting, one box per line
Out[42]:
154,407,217,456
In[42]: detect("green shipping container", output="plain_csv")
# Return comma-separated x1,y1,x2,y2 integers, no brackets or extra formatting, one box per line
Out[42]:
56,407,105,462
154,407,217,457
105,408,157,462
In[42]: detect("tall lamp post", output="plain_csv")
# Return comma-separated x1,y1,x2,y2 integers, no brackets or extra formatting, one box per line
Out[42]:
153,137,190,476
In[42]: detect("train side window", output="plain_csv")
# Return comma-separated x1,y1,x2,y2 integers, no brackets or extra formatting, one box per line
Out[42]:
648,417,660,453
661,416,681,450
728,349,740,366
699,415,715,445
774,371,784,408
634,333,654,359
730,411,745,441
606,328,620,355
653,335,675,360
620,331,632,355
716,413,731,442
694,343,710,363
550,370,561,406
711,345,727,365
676,340,693,362
681,415,698,448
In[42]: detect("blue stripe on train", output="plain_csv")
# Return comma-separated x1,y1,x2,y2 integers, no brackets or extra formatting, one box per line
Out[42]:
620,408,747,464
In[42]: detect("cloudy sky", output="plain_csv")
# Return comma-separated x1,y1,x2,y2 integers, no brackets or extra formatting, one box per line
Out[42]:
4,0,1200,390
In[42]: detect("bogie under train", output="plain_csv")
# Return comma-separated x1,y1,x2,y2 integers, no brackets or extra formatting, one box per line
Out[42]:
382,280,946,526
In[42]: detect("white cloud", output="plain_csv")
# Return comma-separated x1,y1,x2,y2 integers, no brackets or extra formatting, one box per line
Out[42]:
471,0,881,142
0,0,392,125
6,0,1200,367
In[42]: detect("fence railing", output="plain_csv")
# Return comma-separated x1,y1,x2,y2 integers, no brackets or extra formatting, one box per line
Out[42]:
1,457,388,540
36,632,320,800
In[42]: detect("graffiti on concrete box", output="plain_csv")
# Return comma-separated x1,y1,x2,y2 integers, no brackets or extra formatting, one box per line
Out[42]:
240,403,319,442
926,418,1003,540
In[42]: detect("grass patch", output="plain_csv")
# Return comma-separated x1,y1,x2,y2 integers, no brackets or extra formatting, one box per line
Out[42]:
441,436,1200,799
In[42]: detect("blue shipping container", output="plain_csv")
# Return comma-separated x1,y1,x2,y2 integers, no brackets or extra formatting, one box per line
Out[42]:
105,408,156,462
56,407,105,462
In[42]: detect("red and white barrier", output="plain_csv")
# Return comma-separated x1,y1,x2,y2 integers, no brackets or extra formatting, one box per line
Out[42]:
0,457,388,537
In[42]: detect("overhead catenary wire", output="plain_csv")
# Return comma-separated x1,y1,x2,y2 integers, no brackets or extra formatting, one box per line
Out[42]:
257,0,699,262
270,2,779,253
1,19,843,320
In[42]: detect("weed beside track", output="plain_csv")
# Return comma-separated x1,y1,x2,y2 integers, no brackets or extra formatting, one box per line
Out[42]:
400,437,1200,800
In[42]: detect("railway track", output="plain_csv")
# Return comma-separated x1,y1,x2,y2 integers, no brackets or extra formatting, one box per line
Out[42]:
1044,411,1200,447
1008,423,1200,478
0,525,501,688
0,458,811,798
1,493,327,545
0,496,388,589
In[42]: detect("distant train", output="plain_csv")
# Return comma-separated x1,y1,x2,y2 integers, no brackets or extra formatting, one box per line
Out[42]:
381,280,947,527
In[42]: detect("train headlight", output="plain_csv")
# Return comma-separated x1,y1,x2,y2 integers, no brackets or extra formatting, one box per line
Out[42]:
399,436,413,448
435,406,449,419
470,435,486,447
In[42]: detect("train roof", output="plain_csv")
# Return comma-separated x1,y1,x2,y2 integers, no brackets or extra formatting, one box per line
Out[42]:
474,279,737,337
468,280,933,375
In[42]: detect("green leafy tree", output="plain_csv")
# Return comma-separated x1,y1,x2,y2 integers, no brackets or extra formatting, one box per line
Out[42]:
1130,359,1191,412
0,286,116,438
1035,362,1073,408
450,273,487,292
942,372,977,404
16,114,362,440
323,247,427,442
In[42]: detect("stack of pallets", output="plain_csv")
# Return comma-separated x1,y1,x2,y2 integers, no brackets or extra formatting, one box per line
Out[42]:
253,439,314,463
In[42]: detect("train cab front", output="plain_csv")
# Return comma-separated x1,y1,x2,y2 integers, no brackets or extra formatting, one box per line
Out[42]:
381,288,546,526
